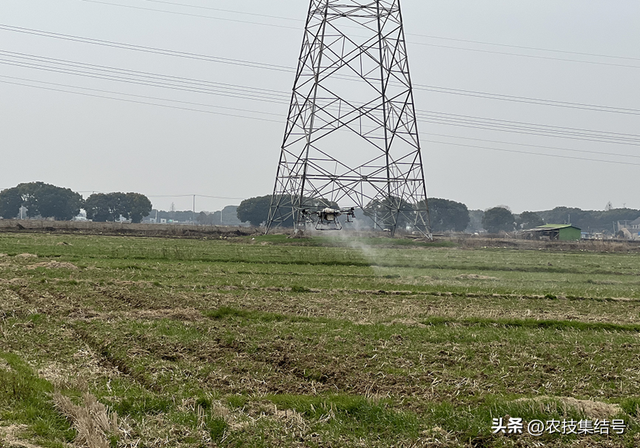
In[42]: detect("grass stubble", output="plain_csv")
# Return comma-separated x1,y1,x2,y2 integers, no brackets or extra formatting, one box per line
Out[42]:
0,232,640,447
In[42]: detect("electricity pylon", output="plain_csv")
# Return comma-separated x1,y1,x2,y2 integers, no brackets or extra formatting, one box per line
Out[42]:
266,0,430,237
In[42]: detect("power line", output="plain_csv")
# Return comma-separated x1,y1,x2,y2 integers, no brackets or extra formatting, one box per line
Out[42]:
0,50,291,105
0,59,287,104
0,23,294,72
417,111,640,145
416,85,640,116
2,50,640,146
0,74,283,118
0,49,287,96
80,0,301,30
419,117,640,146
410,42,640,70
408,34,640,63
3,24,640,115
78,0,640,69
75,192,247,204
146,194,245,200
7,71,640,159
4,50,637,140
423,139,640,167
194,1,640,62
0,78,283,123
141,0,300,23
4,75,639,168
84,0,640,63
5,77,640,169
427,133,640,160
197,194,245,200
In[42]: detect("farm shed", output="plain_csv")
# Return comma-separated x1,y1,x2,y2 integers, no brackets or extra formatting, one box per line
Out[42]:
524,224,582,241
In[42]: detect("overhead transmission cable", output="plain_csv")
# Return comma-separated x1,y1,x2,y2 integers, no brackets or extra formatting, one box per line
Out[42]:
80,0,301,30
12,68,640,161
2,49,640,146
137,0,640,63
0,74,283,118
146,194,245,200
77,0,640,69
421,139,640,167
427,133,640,160
418,85,640,115
3,76,640,167
140,0,300,23
0,50,290,105
416,111,640,145
0,48,288,96
1,24,639,116
0,24,292,73
0,77,283,123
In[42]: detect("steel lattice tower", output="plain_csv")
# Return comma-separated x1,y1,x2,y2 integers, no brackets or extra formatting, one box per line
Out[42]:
266,0,430,236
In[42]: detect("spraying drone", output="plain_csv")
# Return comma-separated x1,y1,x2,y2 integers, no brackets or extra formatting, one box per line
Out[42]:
301,207,355,231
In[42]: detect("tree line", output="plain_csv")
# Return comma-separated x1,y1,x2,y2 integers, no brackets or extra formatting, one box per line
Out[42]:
235,195,472,231
4,183,634,233
236,195,640,234
0,182,152,223
480,206,640,234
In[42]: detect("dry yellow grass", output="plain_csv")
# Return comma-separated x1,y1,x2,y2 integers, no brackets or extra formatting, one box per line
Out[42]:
25,261,78,270
0,424,42,448
513,396,623,420
53,393,119,448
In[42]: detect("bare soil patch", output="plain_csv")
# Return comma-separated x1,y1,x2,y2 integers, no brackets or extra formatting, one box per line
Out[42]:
0,358,12,371
455,274,499,280
26,261,78,270
0,219,257,239
68,308,203,323
0,278,28,287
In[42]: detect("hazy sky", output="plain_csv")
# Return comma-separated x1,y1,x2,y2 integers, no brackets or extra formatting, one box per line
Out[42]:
1,0,639,213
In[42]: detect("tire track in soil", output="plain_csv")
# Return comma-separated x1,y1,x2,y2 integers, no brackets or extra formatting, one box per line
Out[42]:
73,326,163,393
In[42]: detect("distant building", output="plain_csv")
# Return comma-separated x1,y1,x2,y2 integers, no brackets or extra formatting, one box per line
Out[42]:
523,224,582,241
617,217,640,238
614,216,640,239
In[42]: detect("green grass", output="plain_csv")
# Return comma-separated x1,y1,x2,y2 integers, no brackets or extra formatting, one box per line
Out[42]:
0,352,75,448
421,316,640,332
2,232,640,447
268,393,421,438
204,306,317,323
112,395,173,418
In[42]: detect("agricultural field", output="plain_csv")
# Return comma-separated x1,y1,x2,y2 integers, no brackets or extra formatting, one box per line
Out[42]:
1,231,640,447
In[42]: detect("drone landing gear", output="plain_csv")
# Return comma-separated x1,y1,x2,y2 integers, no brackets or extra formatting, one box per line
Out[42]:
315,221,342,231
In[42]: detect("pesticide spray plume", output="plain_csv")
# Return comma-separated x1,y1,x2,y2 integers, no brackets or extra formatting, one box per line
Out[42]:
303,226,404,278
